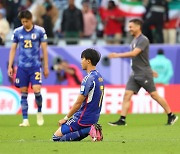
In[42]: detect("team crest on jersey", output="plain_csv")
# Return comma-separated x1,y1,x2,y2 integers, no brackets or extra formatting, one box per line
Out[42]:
43,34,47,40
31,33,37,40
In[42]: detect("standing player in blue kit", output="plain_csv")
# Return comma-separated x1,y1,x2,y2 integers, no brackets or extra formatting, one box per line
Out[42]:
8,10,49,127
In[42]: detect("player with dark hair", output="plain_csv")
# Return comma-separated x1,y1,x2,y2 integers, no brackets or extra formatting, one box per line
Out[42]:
8,10,49,127
52,48,104,142
108,18,178,126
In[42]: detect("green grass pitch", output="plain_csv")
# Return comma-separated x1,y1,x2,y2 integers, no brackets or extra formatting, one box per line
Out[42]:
0,114,180,154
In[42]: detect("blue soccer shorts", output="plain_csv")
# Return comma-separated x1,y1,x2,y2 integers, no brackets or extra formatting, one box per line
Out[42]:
15,67,42,88
61,117,90,135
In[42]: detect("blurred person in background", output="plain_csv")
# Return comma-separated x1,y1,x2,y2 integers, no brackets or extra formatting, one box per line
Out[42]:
42,3,54,45
0,9,10,45
61,0,84,44
150,49,173,85
82,1,97,38
51,58,83,86
100,0,124,44
143,0,169,43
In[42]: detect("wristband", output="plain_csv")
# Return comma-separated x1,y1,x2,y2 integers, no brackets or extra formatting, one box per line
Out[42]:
64,115,69,121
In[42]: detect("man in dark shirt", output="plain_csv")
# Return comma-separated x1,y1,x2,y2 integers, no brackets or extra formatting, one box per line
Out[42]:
61,0,84,44
108,19,178,126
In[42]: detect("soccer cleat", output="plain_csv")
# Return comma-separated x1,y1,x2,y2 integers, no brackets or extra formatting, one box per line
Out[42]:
89,124,103,141
167,115,178,125
19,119,30,127
108,119,127,126
37,112,44,126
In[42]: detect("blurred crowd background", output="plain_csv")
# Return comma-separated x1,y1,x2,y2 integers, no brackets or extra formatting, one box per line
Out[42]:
0,0,179,46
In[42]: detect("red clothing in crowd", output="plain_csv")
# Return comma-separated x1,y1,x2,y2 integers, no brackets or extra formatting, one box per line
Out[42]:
65,64,83,86
100,7,123,35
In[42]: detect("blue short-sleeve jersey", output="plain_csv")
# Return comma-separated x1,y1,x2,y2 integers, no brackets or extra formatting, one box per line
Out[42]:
12,25,47,68
73,70,104,126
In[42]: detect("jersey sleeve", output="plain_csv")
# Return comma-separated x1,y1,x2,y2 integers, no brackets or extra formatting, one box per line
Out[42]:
11,30,18,43
40,27,48,42
136,37,149,51
80,76,94,96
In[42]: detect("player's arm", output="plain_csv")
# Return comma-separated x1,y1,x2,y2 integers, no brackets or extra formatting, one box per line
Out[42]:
8,43,17,77
108,48,142,58
41,42,49,78
58,94,85,126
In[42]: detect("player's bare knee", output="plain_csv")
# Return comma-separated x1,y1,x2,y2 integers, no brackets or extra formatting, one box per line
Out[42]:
123,91,133,102
20,87,28,93
32,85,41,93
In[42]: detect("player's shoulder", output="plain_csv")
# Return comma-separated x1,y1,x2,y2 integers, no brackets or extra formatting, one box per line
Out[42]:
85,70,102,82
140,34,149,43
13,26,23,34
34,25,46,33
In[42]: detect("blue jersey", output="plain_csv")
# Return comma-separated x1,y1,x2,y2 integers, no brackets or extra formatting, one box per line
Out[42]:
74,70,104,126
12,25,47,68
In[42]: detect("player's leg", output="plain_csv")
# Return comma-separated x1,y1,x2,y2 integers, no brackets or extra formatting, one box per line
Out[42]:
15,67,30,127
19,86,30,127
150,91,178,125
52,118,90,142
31,67,44,126
141,75,178,125
108,75,140,126
32,84,44,126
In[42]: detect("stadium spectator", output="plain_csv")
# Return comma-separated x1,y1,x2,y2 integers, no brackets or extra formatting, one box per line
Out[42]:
100,0,124,44
42,0,59,27
82,1,97,38
8,10,49,127
5,0,22,28
28,1,46,26
0,9,10,45
142,0,169,43
52,48,104,142
108,19,178,126
61,0,84,44
52,59,83,86
150,49,173,84
163,13,178,44
42,3,55,45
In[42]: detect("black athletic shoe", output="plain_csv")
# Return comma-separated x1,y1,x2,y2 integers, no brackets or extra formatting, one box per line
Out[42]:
167,115,178,125
108,119,127,126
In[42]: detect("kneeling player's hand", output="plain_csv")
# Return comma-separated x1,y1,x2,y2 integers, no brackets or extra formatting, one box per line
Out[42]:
58,119,67,126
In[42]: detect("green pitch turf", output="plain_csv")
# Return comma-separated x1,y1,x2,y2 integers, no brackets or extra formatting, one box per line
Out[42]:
0,114,180,154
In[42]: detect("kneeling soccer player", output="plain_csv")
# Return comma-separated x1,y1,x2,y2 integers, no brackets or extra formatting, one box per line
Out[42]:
52,48,104,142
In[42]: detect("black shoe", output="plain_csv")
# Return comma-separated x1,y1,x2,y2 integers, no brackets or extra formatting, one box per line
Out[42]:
167,115,178,125
108,119,127,126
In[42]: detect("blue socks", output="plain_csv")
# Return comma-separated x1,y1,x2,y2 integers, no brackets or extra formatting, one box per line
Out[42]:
21,92,28,119
35,92,42,112
52,127,91,142
20,92,42,119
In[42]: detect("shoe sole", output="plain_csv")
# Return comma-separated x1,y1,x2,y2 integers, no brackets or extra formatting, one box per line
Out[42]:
108,122,127,126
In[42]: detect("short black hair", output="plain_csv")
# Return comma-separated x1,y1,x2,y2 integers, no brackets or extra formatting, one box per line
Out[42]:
129,18,143,29
18,10,32,20
81,48,101,66
157,49,164,55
